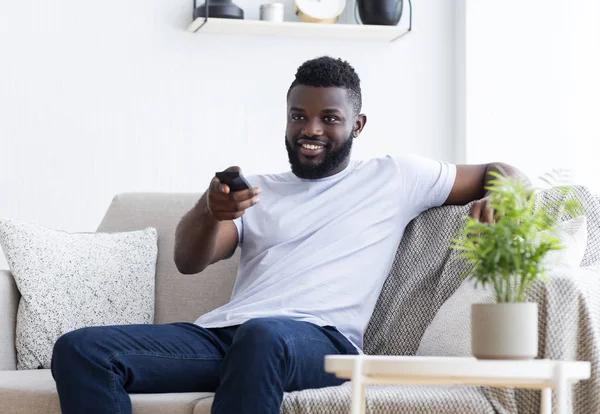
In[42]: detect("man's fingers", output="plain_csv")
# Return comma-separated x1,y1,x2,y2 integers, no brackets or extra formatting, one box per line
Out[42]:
210,177,221,191
216,196,260,213
209,186,261,215
470,202,482,222
231,186,262,201
470,198,495,224
212,186,261,205
210,177,230,194
208,167,260,221
483,204,494,224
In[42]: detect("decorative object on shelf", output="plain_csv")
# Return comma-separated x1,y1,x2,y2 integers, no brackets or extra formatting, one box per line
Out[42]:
260,2,284,22
450,171,584,360
193,0,244,20
356,0,403,26
294,0,346,24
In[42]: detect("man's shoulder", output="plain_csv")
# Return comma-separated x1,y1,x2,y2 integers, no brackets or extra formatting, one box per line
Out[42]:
354,154,423,173
357,154,453,185
353,155,398,169
383,153,449,173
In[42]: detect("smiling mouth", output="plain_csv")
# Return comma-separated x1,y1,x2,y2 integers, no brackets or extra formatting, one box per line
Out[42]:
297,142,327,157
302,143,324,149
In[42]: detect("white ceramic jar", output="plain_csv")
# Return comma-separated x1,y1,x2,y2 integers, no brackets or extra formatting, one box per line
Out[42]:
260,3,284,22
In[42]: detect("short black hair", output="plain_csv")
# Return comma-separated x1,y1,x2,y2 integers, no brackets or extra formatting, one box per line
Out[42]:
287,56,362,116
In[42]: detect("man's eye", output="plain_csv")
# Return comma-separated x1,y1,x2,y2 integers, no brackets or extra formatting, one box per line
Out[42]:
291,114,304,121
324,116,339,122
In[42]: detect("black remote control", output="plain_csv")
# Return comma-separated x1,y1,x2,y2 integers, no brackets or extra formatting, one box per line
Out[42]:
215,171,252,192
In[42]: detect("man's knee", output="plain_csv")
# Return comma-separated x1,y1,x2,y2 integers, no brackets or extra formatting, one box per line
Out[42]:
52,327,104,374
54,326,96,354
234,317,293,352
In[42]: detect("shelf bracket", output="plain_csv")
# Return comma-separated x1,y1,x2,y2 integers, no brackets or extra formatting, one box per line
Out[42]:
391,0,412,42
191,0,210,32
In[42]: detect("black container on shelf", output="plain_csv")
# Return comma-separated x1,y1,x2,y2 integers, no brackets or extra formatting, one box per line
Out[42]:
357,0,403,26
194,0,244,20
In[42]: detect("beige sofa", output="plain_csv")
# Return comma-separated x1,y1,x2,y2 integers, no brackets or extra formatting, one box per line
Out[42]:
0,193,238,413
1,188,599,413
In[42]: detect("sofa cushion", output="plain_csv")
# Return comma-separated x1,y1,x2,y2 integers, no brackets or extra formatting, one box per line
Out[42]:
193,397,213,414
0,369,214,414
280,382,495,413
0,218,158,370
192,385,496,414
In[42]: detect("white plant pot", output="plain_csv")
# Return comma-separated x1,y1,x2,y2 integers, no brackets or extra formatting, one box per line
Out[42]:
471,302,538,360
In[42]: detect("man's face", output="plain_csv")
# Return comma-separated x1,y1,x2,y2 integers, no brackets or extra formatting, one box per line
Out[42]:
285,85,364,179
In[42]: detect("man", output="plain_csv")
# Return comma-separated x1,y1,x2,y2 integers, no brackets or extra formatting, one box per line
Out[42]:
51,56,525,414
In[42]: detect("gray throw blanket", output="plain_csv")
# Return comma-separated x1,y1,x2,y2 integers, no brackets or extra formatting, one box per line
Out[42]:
281,185,600,414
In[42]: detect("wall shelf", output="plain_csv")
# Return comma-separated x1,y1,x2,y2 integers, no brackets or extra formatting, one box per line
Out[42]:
188,18,411,42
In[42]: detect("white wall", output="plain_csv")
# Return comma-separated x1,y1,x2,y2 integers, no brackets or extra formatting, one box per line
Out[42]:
465,0,600,188
0,0,459,269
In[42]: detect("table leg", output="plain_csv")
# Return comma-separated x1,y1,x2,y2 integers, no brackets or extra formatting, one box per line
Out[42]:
554,363,568,414
540,388,552,414
350,356,366,414
360,382,367,414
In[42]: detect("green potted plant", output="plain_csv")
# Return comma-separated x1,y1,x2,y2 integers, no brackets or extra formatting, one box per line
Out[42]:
451,171,583,359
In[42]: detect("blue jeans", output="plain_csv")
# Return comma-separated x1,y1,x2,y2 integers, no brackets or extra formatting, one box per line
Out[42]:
50,317,358,414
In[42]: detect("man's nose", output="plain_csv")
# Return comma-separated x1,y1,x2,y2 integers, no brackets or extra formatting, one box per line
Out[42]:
302,118,324,137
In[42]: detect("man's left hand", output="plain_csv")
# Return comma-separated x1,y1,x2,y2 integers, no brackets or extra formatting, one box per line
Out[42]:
470,196,494,224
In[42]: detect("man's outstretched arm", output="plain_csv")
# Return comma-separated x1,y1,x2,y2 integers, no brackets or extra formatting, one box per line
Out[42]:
174,167,261,274
444,163,530,223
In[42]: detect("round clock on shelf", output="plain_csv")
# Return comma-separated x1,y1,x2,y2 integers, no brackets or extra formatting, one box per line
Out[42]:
294,0,347,24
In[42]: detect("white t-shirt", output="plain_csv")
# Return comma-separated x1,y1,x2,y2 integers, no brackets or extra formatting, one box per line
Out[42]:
194,155,457,351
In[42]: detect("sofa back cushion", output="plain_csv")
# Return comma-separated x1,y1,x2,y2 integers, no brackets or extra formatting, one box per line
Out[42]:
97,193,238,324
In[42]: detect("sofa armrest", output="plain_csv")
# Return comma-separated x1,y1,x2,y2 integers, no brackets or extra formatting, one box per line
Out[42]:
514,266,600,412
0,269,18,370
536,267,600,359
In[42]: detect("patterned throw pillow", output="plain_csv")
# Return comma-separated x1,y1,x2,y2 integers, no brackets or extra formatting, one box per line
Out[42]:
0,218,158,370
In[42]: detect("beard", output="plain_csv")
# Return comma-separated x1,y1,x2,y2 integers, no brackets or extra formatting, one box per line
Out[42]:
285,132,354,179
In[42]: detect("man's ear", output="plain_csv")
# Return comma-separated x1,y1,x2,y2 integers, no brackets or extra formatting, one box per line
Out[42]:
353,114,367,138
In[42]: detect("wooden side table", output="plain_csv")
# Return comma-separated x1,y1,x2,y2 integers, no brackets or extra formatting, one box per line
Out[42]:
324,355,591,414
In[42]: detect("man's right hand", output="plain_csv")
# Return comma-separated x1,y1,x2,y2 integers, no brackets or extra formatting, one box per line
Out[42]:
206,167,261,221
